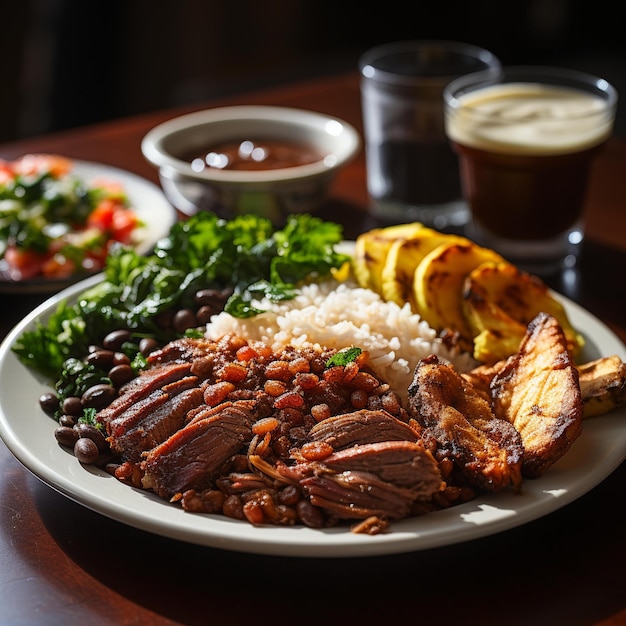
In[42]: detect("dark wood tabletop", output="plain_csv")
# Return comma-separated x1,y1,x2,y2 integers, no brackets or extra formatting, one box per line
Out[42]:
1,71,625,626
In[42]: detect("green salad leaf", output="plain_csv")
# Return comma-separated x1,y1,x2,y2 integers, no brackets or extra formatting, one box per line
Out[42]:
12,211,351,380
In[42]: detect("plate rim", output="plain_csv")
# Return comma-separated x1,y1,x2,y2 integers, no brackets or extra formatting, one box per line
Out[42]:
1,267,625,558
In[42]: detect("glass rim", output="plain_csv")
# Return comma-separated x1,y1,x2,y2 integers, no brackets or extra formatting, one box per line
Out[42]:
444,65,619,119
359,39,501,87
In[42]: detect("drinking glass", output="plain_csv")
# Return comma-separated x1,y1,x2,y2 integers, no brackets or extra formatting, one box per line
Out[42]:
359,40,501,229
444,65,618,274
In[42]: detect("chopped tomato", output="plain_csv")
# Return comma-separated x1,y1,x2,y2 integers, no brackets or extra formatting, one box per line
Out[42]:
3,245,48,281
86,199,117,230
41,253,78,279
111,206,140,243
87,199,139,244
0,161,15,184
81,251,106,272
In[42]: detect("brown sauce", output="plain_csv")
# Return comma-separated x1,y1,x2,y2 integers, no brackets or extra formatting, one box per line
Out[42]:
185,139,324,171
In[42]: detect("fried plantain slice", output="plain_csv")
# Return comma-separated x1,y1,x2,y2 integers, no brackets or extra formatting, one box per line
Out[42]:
407,354,523,493
352,222,424,293
413,242,506,342
381,228,470,308
577,355,626,418
463,353,626,420
460,361,506,404
491,312,583,479
462,261,585,364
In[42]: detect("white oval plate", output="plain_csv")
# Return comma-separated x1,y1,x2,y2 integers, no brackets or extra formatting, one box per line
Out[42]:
0,274,625,557
0,160,176,294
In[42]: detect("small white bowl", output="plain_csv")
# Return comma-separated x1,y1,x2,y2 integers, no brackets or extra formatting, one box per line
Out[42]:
141,105,360,224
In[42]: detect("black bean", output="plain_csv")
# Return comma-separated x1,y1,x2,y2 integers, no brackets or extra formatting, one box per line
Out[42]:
75,423,108,451
102,329,132,351
86,349,116,369
296,499,325,528
58,414,77,427
173,309,198,333
196,305,213,325
93,453,117,469
139,337,159,356
74,437,99,464
103,462,120,476
81,384,117,410
154,309,174,329
112,351,131,366
109,363,135,387
54,426,79,447
39,392,59,415
278,485,300,506
194,288,222,306
62,396,83,416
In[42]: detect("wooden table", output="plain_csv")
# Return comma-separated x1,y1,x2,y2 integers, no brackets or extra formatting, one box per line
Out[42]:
1,72,625,626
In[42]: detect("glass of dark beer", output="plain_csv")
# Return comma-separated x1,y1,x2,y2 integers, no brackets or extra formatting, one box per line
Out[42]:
359,40,501,230
444,66,618,274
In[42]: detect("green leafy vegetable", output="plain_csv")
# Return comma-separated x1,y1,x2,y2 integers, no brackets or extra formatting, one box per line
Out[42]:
12,211,351,381
78,407,100,429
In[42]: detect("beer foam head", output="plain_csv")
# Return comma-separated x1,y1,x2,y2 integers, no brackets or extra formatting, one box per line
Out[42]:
446,83,615,155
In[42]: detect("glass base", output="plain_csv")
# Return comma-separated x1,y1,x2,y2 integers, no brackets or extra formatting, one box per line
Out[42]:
369,197,469,230
467,220,584,277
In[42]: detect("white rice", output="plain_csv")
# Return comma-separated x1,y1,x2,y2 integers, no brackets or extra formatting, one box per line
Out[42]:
204,280,476,402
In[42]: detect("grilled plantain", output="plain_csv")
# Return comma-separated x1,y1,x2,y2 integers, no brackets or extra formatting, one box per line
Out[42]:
491,312,583,478
352,223,586,374
463,261,585,363
381,228,469,308
463,354,626,420
577,355,626,418
353,222,424,293
460,361,505,404
413,242,506,343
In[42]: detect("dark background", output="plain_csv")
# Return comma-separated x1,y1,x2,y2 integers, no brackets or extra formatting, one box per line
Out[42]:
2,0,625,144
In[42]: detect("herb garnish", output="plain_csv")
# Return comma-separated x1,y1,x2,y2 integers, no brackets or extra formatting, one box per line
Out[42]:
326,347,362,368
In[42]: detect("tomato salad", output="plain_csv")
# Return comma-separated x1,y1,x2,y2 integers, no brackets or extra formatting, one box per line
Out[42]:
0,154,142,281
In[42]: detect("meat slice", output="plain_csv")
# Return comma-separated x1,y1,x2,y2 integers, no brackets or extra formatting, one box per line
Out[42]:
491,312,583,478
407,354,523,492
106,390,170,439
146,337,220,364
105,376,200,439
108,387,205,462
141,402,256,498
297,440,444,520
96,362,193,427
321,440,442,491
308,409,419,450
185,399,259,426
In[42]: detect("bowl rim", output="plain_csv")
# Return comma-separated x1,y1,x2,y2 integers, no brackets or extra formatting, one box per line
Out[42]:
141,105,361,183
